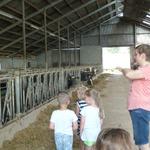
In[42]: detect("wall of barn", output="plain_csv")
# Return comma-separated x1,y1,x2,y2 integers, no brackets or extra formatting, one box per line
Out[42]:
0,49,80,70
80,21,150,66
80,27,102,65
36,49,80,67
100,22,135,46
36,50,52,68
80,46,102,65
81,22,135,47
82,22,150,47
52,50,80,67
0,57,37,70
136,26,150,45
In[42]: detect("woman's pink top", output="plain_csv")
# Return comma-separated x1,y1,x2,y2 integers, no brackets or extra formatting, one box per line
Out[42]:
128,66,150,111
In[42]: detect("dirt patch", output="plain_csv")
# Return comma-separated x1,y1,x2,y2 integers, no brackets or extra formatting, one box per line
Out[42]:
0,73,110,150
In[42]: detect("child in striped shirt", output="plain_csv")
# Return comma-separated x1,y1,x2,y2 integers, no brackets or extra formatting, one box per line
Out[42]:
76,86,88,150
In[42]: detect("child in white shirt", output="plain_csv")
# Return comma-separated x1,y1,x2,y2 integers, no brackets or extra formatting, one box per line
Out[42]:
80,89,104,150
49,92,78,150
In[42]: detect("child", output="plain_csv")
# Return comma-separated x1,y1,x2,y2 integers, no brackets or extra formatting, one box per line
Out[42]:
49,92,78,150
96,128,134,150
80,89,103,150
76,86,88,150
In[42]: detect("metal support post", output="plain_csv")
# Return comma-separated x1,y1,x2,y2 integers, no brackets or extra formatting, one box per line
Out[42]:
115,0,119,16
11,57,14,69
99,23,101,45
15,76,21,114
22,0,27,71
58,21,61,68
133,24,136,48
67,27,71,66
79,34,81,65
74,32,76,66
44,9,48,71
99,24,103,67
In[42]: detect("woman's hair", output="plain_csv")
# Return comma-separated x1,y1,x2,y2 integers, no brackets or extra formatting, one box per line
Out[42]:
85,89,105,119
96,128,134,150
135,44,150,61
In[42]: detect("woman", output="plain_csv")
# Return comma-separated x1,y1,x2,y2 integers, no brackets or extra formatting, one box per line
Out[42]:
117,44,150,150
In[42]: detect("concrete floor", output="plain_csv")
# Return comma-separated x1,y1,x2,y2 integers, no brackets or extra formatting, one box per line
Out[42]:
101,74,133,137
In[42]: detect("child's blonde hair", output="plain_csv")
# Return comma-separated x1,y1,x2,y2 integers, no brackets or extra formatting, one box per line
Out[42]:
85,88,105,119
77,85,88,100
57,92,70,104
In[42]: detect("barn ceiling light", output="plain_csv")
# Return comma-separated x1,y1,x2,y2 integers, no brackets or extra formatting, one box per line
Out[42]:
146,14,150,19
142,20,150,26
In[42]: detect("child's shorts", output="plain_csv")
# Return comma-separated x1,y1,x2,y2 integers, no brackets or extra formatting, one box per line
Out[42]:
55,133,73,150
129,108,150,145
84,141,95,147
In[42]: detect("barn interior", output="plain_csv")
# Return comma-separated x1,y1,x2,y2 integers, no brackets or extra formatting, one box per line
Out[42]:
0,0,150,148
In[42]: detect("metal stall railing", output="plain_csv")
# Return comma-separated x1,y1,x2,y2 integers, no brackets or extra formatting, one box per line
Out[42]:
0,75,15,127
0,65,102,127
